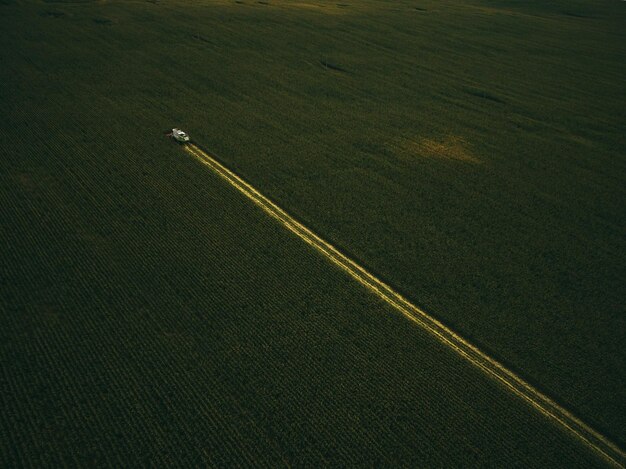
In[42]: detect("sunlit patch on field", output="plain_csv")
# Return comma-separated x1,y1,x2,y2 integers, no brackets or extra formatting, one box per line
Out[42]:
280,2,351,14
15,173,36,192
395,136,480,164
225,0,360,14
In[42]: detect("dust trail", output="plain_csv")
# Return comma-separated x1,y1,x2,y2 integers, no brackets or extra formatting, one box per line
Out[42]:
183,143,625,468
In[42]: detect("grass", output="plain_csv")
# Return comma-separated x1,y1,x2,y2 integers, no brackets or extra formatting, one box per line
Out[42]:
1,0,624,465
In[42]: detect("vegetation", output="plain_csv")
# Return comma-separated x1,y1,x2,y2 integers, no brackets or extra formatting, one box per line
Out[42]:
1,0,624,465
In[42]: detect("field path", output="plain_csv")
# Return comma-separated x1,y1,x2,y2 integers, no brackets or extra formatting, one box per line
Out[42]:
184,143,625,468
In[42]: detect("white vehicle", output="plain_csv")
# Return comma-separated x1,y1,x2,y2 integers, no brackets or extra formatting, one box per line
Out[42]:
171,128,190,143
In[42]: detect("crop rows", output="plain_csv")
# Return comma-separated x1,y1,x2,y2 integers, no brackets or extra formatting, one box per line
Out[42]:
1,0,624,466
0,76,607,467
184,142,625,467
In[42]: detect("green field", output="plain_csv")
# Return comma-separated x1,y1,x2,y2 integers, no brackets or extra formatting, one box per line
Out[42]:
1,0,625,466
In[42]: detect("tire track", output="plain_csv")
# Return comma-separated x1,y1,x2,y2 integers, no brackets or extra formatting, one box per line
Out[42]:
184,143,625,468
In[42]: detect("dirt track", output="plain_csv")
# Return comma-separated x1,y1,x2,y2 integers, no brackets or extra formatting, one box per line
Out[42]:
184,142,625,468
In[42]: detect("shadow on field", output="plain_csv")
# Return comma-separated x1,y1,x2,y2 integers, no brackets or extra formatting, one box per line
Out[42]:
561,10,594,18
93,17,113,25
41,10,65,17
464,87,506,104
320,59,348,73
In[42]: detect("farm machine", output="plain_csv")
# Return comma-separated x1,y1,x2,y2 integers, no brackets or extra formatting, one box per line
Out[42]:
168,128,190,143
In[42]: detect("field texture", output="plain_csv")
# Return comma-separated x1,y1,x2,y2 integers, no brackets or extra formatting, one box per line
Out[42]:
1,0,625,466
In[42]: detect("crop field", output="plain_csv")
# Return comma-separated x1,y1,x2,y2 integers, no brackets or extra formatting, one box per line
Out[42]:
1,0,625,466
